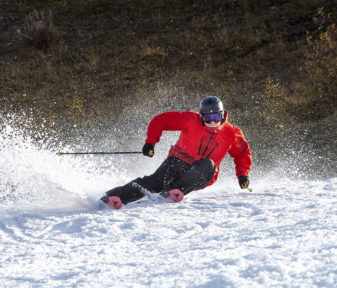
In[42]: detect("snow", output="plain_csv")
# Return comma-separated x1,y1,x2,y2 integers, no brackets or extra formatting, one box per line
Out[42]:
1,124,337,287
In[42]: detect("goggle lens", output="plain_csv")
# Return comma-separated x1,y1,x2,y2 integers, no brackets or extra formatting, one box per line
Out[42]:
201,112,223,123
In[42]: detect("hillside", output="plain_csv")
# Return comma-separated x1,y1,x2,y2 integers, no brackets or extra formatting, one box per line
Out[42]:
0,0,336,177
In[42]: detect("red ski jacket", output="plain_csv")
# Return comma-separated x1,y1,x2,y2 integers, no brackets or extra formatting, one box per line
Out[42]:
145,111,252,186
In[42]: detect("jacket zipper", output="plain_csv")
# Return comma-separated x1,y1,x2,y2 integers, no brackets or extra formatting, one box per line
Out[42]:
200,131,216,158
198,137,204,156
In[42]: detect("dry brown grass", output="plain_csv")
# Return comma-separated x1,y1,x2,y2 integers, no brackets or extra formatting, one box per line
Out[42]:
0,0,336,161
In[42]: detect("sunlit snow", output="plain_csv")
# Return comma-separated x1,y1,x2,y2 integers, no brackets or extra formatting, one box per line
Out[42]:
1,123,337,288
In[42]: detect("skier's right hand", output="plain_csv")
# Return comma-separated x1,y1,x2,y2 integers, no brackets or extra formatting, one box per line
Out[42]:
238,176,249,189
142,143,154,157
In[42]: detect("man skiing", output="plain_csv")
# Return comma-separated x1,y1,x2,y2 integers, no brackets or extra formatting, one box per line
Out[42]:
101,96,252,209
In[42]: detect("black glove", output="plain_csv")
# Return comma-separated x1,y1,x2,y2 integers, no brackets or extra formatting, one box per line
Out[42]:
238,176,249,189
142,143,154,157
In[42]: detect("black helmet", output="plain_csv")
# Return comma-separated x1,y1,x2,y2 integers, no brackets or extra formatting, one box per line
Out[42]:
200,96,224,114
199,96,225,124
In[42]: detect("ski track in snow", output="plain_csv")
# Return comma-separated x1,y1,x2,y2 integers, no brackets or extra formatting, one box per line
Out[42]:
1,178,337,288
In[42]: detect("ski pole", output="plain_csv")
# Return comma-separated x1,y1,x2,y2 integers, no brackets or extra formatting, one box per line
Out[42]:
246,187,253,192
56,151,142,156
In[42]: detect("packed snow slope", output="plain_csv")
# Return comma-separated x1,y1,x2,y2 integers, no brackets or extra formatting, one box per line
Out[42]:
1,124,337,288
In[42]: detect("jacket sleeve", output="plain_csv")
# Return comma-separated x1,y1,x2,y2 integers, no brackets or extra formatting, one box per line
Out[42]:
145,111,192,145
228,127,252,178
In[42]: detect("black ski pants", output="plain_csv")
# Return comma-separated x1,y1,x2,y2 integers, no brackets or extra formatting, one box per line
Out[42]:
104,156,215,204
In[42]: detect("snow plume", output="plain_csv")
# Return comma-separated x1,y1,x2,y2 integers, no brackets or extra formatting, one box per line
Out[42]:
0,114,121,209
1,120,74,208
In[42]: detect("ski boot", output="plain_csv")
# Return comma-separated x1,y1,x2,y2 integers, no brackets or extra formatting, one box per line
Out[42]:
161,189,184,202
101,196,122,209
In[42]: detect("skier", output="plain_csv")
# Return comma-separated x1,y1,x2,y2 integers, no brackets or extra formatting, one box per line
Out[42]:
101,96,252,209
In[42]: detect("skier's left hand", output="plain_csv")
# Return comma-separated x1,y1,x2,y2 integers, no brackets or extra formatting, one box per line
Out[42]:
238,176,249,189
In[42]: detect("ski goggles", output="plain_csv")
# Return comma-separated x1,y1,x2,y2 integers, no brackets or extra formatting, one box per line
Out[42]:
201,112,223,123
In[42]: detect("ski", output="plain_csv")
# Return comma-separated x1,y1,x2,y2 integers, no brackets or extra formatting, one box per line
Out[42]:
99,184,184,210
